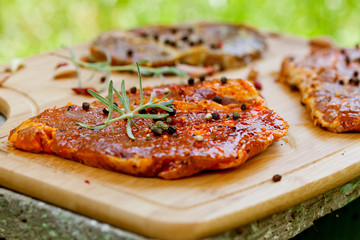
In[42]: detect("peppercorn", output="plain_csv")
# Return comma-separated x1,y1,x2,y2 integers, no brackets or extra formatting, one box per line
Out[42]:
232,112,240,120
152,128,163,136
100,76,106,83
130,86,137,94
188,77,195,85
141,32,148,38
148,123,157,131
167,126,177,135
220,76,227,84
163,87,170,94
205,113,212,120
290,84,299,91
194,135,204,141
199,75,206,81
272,174,282,182
345,55,350,65
156,121,168,130
213,96,222,104
80,102,89,110
166,117,173,124
127,49,133,58
354,71,359,77
149,108,158,114
153,34,159,41
139,109,147,114
167,106,176,116
181,35,189,41
103,108,109,115
198,38,204,44
211,112,220,120
241,104,247,111
338,79,344,85
67,105,73,111
113,102,118,107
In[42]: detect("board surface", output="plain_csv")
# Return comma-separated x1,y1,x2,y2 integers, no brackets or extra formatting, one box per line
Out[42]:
0,34,359,240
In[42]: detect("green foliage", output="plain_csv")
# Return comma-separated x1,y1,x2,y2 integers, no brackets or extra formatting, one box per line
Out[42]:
0,0,359,64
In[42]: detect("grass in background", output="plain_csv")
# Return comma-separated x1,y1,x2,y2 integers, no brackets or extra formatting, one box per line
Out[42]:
0,0,359,64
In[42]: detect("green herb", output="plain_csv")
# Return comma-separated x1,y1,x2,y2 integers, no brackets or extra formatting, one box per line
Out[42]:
77,62,174,139
54,46,188,91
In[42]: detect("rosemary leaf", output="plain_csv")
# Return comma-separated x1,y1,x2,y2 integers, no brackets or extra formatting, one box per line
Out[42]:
126,120,135,140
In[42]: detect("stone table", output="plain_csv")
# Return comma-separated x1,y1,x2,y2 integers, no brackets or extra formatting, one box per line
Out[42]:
1,175,360,240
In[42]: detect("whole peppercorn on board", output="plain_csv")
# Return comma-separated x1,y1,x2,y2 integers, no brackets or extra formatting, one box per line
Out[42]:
0,34,360,240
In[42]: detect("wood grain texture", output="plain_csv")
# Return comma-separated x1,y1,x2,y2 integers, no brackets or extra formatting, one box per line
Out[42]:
0,34,359,240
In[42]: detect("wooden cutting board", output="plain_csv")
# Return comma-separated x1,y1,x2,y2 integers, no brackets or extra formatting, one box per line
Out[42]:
0,34,359,240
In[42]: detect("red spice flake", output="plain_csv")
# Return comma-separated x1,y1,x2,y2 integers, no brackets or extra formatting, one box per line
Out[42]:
84,180,90,184
72,87,98,96
254,81,263,90
272,174,282,182
55,62,68,69
341,152,345,156
218,41,223,48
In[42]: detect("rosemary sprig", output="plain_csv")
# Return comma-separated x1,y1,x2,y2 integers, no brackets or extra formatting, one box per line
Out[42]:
55,46,188,91
77,62,174,140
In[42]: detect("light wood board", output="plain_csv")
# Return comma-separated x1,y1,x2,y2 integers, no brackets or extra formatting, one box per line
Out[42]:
0,34,359,240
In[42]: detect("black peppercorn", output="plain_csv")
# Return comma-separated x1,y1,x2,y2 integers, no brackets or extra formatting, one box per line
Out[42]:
153,34,159,41
113,102,118,107
272,174,282,182
130,86,137,94
167,106,176,116
220,76,227,84
338,79,344,85
213,96,222,104
100,76,106,83
82,102,90,110
149,108,158,114
354,71,359,77
127,49,133,57
188,77,195,85
103,108,109,115
67,105,73,111
167,126,177,135
181,35,189,41
345,55,351,65
241,104,247,111
139,109,147,114
199,75,206,81
290,84,299,91
211,112,220,120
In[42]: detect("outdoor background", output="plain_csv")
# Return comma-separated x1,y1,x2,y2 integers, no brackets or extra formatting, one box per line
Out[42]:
0,0,360,64
1,0,360,239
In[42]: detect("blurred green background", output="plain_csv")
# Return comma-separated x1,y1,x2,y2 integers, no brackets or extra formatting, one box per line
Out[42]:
0,0,360,64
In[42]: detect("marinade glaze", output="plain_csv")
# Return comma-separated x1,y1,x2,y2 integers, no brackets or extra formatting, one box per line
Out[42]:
280,47,360,132
9,79,288,179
